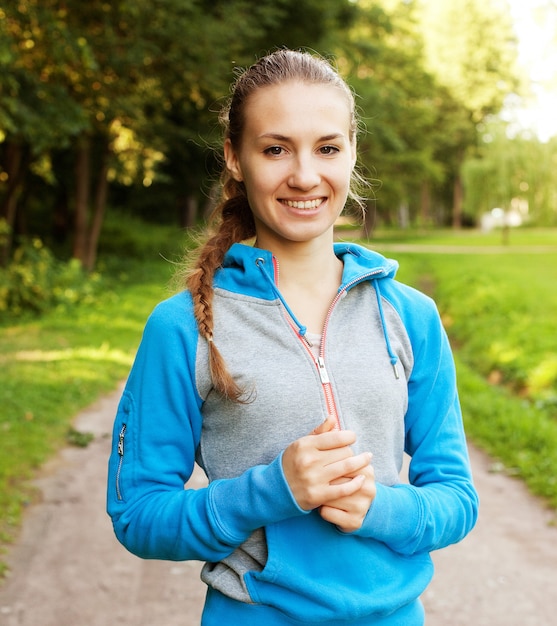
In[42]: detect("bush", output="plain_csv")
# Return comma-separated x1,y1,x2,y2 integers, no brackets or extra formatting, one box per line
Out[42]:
97,210,187,260
0,238,101,320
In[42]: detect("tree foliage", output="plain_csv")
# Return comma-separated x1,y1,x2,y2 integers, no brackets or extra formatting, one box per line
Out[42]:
413,0,521,226
0,0,360,268
0,0,530,270
463,121,557,226
335,0,448,230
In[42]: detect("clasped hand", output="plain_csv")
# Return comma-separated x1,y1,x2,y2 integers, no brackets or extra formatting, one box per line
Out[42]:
282,417,376,533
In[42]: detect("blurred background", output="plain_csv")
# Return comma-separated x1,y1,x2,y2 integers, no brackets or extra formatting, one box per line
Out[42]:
1,0,556,271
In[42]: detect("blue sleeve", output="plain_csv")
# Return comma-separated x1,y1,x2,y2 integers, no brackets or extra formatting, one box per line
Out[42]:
106,293,306,561
352,283,479,554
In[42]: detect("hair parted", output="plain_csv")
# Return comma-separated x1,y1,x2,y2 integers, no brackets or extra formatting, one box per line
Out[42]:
184,49,364,402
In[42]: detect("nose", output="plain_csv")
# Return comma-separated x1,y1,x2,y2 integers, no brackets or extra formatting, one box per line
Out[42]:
288,154,321,190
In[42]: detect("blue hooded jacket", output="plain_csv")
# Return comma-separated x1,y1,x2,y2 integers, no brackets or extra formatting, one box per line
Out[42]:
107,242,478,624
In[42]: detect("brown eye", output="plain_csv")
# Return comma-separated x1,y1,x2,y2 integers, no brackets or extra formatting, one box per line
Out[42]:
319,145,340,155
264,146,284,156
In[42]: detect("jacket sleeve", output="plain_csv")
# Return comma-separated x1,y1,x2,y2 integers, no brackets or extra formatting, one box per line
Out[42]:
106,294,306,562
352,284,479,555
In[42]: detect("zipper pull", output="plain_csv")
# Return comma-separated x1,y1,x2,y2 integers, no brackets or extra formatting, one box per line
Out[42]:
317,357,330,384
117,424,127,456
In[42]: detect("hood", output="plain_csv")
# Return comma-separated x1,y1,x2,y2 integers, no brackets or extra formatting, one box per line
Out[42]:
215,242,398,299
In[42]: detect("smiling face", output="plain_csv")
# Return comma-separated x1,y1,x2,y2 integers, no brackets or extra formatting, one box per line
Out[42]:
224,80,357,251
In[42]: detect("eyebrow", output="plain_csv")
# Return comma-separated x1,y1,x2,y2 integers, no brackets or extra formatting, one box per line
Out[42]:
258,133,346,142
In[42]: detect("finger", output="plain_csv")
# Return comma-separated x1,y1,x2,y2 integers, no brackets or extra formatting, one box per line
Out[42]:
323,475,376,510
325,450,371,475
313,429,357,451
320,504,364,533
328,453,374,480
329,470,374,487
324,474,365,501
322,467,376,514
310,415,337,435
320,504,349,527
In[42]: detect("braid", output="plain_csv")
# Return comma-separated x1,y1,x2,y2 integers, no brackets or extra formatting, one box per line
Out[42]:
186,188,255,402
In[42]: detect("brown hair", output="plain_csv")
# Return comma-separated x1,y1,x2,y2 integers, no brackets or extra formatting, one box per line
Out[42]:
185,49,362,401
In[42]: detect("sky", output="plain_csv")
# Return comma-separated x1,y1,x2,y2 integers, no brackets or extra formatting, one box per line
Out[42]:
505,0,557,141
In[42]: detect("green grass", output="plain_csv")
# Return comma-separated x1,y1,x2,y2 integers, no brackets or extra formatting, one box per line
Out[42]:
389,247,557,404
455,359,557,505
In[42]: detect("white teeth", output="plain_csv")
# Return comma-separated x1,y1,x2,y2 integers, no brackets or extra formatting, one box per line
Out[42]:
284,198,324,209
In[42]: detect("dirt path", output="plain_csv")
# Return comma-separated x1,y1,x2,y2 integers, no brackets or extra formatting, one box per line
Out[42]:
1,384,556,626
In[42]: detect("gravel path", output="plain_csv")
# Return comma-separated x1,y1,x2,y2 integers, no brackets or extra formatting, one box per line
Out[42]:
1,383,556,625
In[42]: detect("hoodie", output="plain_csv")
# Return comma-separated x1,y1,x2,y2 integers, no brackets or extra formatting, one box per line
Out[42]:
107,242,478,624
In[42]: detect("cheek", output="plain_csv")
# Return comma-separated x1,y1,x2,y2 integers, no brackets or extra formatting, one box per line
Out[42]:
242,175,272,215
330,165,353,194
243,163,283,197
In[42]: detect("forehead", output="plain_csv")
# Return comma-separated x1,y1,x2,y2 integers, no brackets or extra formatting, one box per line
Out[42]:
241,80,352,138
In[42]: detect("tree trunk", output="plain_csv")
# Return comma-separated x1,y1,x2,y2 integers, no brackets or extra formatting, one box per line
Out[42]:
0,142,26,266
179,195,198,229
72,135,91,265
419,181,431,226
452,173,463,229
84,145,109,272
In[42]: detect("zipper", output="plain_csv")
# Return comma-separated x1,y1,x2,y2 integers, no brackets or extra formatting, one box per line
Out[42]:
297,268,385,429
116,423,127,501
272,253,384,430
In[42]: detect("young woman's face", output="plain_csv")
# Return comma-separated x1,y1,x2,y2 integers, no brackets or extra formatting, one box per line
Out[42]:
225,80,356,250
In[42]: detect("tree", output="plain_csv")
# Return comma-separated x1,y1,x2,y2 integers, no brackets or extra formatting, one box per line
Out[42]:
463,120,557,226
0,0,87,264
414,0,522,227
333,1,449,232
1,0,361,269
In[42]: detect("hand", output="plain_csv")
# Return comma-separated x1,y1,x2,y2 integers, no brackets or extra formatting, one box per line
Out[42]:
282,416,372,512
319,462,376,533
311,417,376,532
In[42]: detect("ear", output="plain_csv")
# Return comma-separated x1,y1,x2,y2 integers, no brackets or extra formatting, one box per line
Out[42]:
224,139,243,182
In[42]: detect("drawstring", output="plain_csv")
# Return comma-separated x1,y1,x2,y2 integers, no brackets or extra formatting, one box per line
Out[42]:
255,257,308,337
373,280,400,379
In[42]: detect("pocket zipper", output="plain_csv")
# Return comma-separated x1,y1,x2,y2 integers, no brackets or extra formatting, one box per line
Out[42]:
116,423,127,501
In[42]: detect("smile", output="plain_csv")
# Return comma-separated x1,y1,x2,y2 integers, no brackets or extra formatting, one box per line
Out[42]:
283,198,324,209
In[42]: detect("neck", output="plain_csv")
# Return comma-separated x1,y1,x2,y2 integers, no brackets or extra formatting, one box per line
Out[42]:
253,236,343,333
283,247,341,287
256,237,339,284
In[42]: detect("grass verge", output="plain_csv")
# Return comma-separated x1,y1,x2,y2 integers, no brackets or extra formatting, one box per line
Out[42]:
456,357,557,509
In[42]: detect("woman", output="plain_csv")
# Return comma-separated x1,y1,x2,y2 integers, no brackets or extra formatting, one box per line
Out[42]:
107,49,478,625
